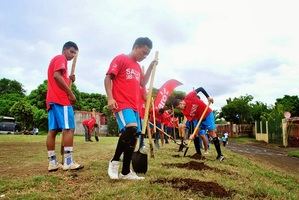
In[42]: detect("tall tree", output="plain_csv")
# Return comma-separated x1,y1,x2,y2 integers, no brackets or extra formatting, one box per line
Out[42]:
221,95,253,124
79,92,107,112
275,95,299,117
27,80,47,110
0,78,26,116
250,101,270,121
0,78,26,96
0,93,24,116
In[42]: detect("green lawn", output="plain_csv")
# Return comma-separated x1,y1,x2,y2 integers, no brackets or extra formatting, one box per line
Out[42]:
0,135,298,200
288,150,299,158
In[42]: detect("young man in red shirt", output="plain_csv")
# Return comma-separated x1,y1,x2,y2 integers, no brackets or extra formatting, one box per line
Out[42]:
46,41,84,172
174,87,224,161
104,37,157,180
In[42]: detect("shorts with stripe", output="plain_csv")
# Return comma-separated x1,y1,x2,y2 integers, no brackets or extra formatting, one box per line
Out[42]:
115,109,141,134
186,112,216,135
199,112,216,134
48,103,75,131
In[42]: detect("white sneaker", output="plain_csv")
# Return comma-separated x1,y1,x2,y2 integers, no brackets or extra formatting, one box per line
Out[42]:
48,162,62,172
217,155,225,162
119,170,145,180
108,160,120,179
63,162,84,171
204,150,209,155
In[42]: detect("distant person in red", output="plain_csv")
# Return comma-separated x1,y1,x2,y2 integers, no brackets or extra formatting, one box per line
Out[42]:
105,37,157,180
82,116,96,142
149,108,163,148
173,87,224,161
160,108,172,144
46,41,83,172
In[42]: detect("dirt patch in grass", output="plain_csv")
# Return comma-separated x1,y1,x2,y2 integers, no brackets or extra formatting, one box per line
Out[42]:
163,161,236,175
187,153,206,160
171,153,206,160
172,154,181,158
163,161,212,170
248,193,268,199
152,178,233,198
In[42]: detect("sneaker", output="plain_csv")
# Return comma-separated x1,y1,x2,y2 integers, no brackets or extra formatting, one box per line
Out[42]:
63,162,84,171
119,170,145,180
216,155,225,161
48,162,62,172
108,160,120,179
204,150,209,155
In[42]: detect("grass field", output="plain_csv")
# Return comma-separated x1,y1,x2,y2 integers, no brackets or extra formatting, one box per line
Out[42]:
0,135,298,200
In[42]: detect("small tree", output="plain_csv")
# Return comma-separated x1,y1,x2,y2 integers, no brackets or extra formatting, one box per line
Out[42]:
32,106,48,131
102,106,118,136
10,100,34,130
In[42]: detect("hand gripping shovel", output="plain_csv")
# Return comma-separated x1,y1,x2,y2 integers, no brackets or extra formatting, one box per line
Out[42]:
183,102,211,157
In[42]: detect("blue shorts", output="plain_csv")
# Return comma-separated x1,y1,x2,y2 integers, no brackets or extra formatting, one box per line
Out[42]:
48,103,75,131
115,109,141,134
199,112,216,134
186,120,204,136
186,112,215,135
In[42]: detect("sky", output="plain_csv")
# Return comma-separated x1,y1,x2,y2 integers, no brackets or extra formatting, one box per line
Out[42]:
0,0,299,110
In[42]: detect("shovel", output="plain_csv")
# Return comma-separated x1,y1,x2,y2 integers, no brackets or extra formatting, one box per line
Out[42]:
183,102,211,157
131,51,159,173
132,134,148,174
149,121,181,145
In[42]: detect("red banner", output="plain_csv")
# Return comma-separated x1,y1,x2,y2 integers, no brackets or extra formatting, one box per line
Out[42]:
154,79,182,110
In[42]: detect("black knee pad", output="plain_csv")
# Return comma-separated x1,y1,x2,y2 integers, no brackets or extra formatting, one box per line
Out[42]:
120,126,137,145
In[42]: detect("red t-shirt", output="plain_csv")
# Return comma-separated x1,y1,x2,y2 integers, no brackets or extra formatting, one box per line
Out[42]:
168,117,179,128
182,91,212,121
46,55,71,109
106,54,142,113
161,111,171,126
82,117,96,133
149,109,162,123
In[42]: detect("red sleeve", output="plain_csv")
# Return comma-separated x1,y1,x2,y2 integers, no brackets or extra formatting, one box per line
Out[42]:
53,55,67,73
106,55,123,76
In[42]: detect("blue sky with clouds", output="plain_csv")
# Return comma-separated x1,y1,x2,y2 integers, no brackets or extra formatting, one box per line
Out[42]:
1,0,298,110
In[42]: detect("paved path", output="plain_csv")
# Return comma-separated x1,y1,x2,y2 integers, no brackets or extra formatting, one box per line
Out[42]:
226,141,299,179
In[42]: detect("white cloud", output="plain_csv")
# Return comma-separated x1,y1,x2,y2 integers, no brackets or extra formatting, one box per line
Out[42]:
0,0,299,111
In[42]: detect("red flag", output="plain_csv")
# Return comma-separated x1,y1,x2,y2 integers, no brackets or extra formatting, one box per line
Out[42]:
154,79,182,110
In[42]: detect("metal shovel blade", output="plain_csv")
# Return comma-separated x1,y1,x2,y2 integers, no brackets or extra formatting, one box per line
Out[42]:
183,146,189,157
132,150,148,174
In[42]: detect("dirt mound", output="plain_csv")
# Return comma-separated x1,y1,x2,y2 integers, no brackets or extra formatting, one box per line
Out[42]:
152,178,233,198
172,154,181,158
187,153,206,160
163,161,212,170
163,161,236,175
